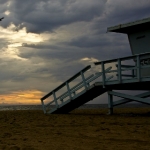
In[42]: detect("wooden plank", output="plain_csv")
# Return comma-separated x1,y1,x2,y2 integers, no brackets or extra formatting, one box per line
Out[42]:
116,74,136,77
116,64,135,68
94,52,150,65
113,91,150,106
108,91,150,105
57,74,94,100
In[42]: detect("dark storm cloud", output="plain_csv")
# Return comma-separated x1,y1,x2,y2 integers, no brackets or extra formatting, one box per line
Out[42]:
1,0,150,104
22,43,58,50
0,0,7,11
107,1,150,21
65,33,129,48
33,59,86,82
91,1,150,35
19,44,89,61
65,36,109,48
1,0,106,33
20,34,130,63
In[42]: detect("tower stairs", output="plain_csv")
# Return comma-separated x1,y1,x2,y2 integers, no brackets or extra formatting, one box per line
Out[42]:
41,52,150,114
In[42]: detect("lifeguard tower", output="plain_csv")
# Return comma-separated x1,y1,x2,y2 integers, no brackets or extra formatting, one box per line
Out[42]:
107,17,150,77
41,17,150,114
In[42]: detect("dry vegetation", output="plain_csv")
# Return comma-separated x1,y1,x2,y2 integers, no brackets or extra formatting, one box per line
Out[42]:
0,108,150,150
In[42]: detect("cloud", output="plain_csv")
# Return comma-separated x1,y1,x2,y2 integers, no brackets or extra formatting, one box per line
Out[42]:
0,90,43,105
0,0,107,33
0,0,150,104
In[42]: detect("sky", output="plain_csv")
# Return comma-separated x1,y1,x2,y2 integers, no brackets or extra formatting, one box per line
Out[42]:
0,0,150,105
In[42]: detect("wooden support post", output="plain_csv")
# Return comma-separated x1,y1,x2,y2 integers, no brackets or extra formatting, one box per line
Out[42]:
60,98,64,103
108,91,113,115
87,82,90,87
53,91,59,108
108,91,150,105
81,71,88,90
132,69,134,78
137,55,141,81
101,62,105,87
41,100,46,114
113,91,150,106
73,91,76,96
117,58,121,83
66,82,72,101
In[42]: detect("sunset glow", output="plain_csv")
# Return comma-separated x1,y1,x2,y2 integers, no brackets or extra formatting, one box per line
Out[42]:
0,0,149,105
0,90,43,105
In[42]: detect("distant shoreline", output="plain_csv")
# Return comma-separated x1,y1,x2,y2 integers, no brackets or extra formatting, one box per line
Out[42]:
0,103,150,111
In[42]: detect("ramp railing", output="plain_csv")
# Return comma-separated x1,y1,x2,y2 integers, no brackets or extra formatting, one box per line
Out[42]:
94,52,150,84
41,52,150,114
41,65,113,114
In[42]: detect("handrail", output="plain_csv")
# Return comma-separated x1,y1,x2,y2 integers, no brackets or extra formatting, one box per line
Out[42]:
44,75,94,110
41,52,150,114
41,65,91,101
94,53,150,82
116,64,135,68
42,66,113,113
58,67,112,101
94,52,150,65
53,74,94,101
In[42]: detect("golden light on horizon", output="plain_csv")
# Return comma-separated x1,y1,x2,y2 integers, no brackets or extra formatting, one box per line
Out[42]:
0,90,44,105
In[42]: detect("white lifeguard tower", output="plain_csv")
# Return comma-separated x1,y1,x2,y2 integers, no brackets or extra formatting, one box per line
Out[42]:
107,17,150,77
41,17,150,115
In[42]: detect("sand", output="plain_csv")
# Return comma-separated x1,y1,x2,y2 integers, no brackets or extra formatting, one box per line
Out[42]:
0,108,150,150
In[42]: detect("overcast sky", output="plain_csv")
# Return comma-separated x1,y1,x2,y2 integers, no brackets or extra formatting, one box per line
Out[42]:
0,0,150,105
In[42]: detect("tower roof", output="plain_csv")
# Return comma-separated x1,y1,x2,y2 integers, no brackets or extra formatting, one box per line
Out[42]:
107,17,150,34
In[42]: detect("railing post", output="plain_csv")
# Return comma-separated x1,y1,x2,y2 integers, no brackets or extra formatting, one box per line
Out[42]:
101,62,105,87
81,71,88,90
117,58,121,83
132,69,135,77
41,100,46,114
53,91,59,108
108,91,113,115
60,98,64,103
137,55,141,81
66,82,72,101
73,91,76,96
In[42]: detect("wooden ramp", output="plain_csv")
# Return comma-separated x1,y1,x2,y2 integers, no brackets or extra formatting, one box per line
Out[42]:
41,52,150,114
49,85,107,114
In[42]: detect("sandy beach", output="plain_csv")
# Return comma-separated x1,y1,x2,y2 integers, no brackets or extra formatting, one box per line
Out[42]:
0,108,150,150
